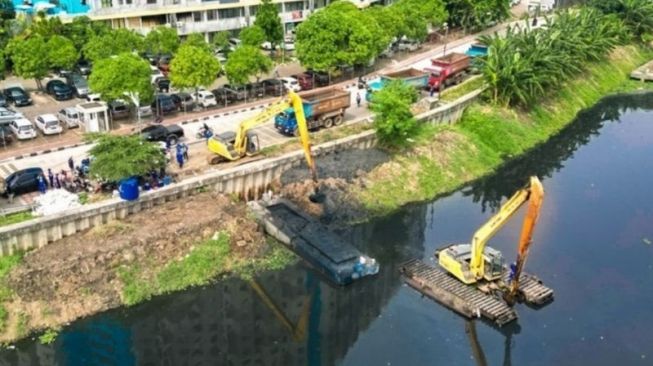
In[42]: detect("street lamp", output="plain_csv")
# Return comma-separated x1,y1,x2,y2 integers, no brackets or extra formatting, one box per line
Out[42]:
442,22,449,56
123,91,141,132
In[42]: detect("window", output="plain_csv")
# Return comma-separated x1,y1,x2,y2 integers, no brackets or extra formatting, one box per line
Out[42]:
285,1,304,12
250,5,258,16
146,0,156,3
218,7,242,19
193,11,203,22
207,10,217,20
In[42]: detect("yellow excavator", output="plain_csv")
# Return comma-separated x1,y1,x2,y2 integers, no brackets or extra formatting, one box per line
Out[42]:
437,176,544,293
207,90,323,202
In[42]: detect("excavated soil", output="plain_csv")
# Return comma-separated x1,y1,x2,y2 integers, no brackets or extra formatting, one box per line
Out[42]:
1,193,266,342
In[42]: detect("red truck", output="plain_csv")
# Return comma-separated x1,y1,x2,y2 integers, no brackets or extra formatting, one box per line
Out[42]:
424,52,471,91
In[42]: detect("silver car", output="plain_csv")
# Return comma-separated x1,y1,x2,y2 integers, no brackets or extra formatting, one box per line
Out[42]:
57,107,80,128
0,107,24,126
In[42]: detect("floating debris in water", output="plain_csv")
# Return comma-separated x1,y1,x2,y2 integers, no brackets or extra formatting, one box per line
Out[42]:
643,237,651,245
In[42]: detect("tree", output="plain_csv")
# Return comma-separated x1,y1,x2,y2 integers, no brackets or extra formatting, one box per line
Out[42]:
144,26,179,54
589,0,653,41
369,80,419,147
445,0,509,31
47,35,78,71
170,44,220,91
366,5,403,45
211,31,230,53
83,29,143,62
6,35,49,89
296,1,384,71
183,33,211,52
254,0,283,49
88,52,152,103
0,0,15,21
88,134,166,182
393,0,447,41
29,13,64,40
224,45,272,85
64,16,101,50
240,25,266,47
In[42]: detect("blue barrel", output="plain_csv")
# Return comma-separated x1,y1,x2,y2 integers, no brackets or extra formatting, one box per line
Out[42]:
119,177,139,201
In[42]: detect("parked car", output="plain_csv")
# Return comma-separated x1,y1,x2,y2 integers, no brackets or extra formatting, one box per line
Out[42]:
304,70,330,87
282,40,295,51
57,107,81,128
85,93,102,102
192,90,217,108
45,80,73,100
0,107,24,126
9,118,37,140
150,65,164,84
0,95,7,108
261,79,284,96
65,73,90,98
137,103,153,117
34,114,63,135
154,76,171,93
0,126,13,146
279,77,301,92
211,88,238,105
3,86,32,107
139,124,184,145
223,84,247,101
141,52,159,65
75,60,92,76
158,54,171,75
228,38,241,51
246,82,265,99
396,39,422,52
109,100,130,120
261,41,274,50
3,167,44,196
170,92,195,111
292,73,314,91
151,94,177,115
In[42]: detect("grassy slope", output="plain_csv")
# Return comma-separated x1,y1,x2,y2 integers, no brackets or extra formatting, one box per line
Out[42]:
358,46,653,214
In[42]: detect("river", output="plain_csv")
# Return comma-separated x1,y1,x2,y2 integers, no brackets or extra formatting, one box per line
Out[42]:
1,92,652,365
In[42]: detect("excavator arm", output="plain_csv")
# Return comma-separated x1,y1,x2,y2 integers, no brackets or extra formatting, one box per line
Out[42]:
232,98,292,154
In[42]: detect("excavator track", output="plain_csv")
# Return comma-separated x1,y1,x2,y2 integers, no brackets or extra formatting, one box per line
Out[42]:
503,271,554,306
400,259,517,326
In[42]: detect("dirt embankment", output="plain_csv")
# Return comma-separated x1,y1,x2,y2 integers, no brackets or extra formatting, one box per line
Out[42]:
1,193,267,342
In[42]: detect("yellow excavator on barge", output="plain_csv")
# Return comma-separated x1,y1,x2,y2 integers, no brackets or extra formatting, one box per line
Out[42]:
400,176,553,326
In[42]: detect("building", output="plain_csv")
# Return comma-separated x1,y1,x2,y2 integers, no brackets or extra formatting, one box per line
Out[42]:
14,0,385,40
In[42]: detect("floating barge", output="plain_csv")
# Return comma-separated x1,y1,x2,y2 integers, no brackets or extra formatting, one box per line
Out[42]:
249,199,378,286
400,259,553,326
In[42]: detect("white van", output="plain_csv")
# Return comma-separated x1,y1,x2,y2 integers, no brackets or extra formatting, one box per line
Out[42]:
9,118,36,140
34,114,63,135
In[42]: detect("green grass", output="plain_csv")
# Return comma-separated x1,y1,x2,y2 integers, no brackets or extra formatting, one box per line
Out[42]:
0,212,33,227
0,253,23,332
38,328,59,345
359,45,653,215
439,76,486,102
117,232,297,306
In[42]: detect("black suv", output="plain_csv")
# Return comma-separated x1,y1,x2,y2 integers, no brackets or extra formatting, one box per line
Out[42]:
139,124,184,145
151,94,176,115
261,79,283,96
3,86,32,107
304,70,330,87
45,80,73,100
3,167,43,196
211,88,238,105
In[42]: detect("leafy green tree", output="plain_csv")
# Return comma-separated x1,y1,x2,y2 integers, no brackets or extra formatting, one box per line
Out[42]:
224,45,272,85
589,0,653,41
211,31,230,52
183,33,211,52
170,44,221,92
296,1,384,71
254,0,283,49
83,29,143,62
240,25,266,47
88,52,152,103
144,26,179,54
29,14,64,39
393,0,447,41
6,35,49,89
87,134,166,182
64,16,99,50
445,0,510,31
366,5,403,45
0,0,15,21
369,80,419,147
47,35,78,71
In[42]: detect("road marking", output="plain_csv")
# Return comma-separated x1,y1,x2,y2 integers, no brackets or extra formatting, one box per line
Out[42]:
0,164,15,176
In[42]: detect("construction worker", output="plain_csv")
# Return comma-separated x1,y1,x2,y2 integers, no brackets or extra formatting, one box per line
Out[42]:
356,92,361,107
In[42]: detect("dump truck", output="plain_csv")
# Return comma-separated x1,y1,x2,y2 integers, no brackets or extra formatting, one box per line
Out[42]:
366,68,429,102
275,88,351,136
425,52,471,91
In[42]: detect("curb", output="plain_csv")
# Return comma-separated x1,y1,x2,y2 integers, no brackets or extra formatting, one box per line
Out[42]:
9,141,94,162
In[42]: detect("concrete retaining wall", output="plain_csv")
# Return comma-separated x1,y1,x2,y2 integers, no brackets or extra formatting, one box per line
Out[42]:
0,89,481,256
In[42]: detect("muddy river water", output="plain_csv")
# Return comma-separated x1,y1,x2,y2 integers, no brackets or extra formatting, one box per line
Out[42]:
1,92,653,365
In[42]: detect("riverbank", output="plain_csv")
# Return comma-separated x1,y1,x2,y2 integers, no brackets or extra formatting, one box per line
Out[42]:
283,45,653,219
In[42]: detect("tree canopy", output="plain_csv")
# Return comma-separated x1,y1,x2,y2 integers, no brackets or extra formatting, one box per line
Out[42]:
88,52,153,103
296,1,385,71
63,16,109,50
144,26,179,54
240,25,266,47
183,33,211,52
445,0,509,31
88,134,166,182
224,45,272,85
83,29,144,62
47,35,78,71
6,35,49,88
211,31,230,53
589,0,653,41
369,80,419,147
170,44,221,90
254,0,284,48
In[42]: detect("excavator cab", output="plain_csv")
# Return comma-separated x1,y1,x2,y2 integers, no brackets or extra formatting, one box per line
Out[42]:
246,131,260,155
